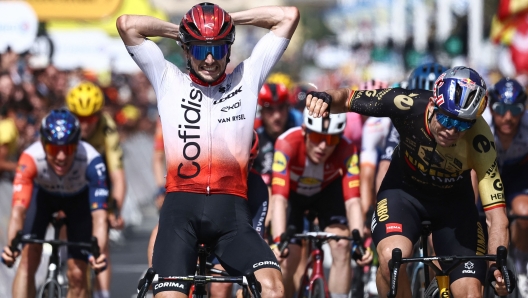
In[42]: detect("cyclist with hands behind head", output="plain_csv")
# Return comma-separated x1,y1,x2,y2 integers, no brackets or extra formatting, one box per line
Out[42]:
306,67,512,297
271,108,372,298
2,109,108,298
117,2,299,297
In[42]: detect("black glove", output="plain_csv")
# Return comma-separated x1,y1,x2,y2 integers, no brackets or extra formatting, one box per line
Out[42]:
306,91,332,112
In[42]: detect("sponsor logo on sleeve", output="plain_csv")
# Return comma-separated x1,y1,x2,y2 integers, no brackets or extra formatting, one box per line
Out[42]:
346,154,359,176
271,177,285,186
394,94,417,110
272,151,288,173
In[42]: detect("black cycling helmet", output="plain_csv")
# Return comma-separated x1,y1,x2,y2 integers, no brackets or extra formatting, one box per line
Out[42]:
408,62,448,91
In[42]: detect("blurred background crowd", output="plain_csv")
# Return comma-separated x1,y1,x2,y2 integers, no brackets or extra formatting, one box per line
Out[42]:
1,0,526,161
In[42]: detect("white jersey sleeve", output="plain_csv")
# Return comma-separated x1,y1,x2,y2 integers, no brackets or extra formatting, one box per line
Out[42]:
360,117,391,167
234,31,290,96
126,39,175,99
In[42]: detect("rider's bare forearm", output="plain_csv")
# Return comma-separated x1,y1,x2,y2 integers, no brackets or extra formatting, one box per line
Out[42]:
116,15,179,46
110,169,126,211
345,198,364,237
360,165,375,214
271,194,288,240
486,207,509,256
231,6,299,39
92,209,108,250
7,206,25,244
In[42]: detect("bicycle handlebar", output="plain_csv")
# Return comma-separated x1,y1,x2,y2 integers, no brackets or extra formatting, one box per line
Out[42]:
277,226,367,260
352,229,366,256
136,268,262,298
278,226,296,257
495,246,514,295
5,231,102,272
387,245,515,298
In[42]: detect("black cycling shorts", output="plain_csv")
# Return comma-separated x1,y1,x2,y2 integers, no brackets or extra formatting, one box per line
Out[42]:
287,178,348,245
371,188,487,284
247,171,269,238
23,187,93,261
152,192,279,295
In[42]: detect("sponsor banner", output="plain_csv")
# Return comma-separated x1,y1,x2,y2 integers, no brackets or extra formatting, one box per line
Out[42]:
49,29,111,72
26,0,122,20
0,2,38,53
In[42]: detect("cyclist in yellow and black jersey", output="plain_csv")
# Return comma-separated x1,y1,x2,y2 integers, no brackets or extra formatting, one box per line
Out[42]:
66,81,126,298
306,67,511,297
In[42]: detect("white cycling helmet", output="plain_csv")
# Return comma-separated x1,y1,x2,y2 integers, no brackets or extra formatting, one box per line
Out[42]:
303,107,347,134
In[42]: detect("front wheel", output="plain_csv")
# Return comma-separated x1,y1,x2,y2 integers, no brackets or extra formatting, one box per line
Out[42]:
423,278,439,298
308,278,326,298
38,279,62,298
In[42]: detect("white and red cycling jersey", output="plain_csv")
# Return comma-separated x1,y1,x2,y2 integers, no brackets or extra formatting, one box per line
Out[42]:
126,32,289,199
271,127,360,199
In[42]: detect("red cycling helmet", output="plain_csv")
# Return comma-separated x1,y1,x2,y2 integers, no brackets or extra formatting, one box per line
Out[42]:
179,2,235,44
250,130,259,161
258,83,289,107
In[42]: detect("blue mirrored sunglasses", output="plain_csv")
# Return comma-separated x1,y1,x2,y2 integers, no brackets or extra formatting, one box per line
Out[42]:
491,102,525,116
435,112,475,132
189,44,229,60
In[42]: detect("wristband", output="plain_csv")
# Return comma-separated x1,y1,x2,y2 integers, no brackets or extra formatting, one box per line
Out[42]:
273,236,281,244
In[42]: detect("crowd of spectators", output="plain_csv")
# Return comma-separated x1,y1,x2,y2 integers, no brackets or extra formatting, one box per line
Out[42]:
0,48,158,168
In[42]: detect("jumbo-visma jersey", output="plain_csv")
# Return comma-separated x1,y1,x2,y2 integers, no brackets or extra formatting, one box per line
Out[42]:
347,88,505,211
271,127,360,200
126,32,290,199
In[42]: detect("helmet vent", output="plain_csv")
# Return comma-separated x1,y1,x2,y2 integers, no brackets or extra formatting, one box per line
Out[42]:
454,84,463,106
464,90,478,109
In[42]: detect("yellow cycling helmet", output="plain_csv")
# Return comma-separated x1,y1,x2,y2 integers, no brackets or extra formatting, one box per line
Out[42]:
266,72,294,91
66,82,104,117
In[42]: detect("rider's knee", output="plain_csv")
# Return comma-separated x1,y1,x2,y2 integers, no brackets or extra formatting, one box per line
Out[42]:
259,275,284,298
512,195,528,229
209,283,232,298
18,244,42,274
67,262,87,289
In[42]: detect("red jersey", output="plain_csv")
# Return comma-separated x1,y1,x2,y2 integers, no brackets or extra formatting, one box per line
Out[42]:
271,127,360,200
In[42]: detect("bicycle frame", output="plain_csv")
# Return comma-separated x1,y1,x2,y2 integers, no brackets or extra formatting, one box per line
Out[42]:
286,231,365,298
137,244,262,298
10,218,100,298
297,238,330,298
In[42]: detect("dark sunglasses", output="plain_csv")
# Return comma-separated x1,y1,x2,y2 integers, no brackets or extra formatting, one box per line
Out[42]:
189,44,229,60
435,112,475,132
491,102,525,116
